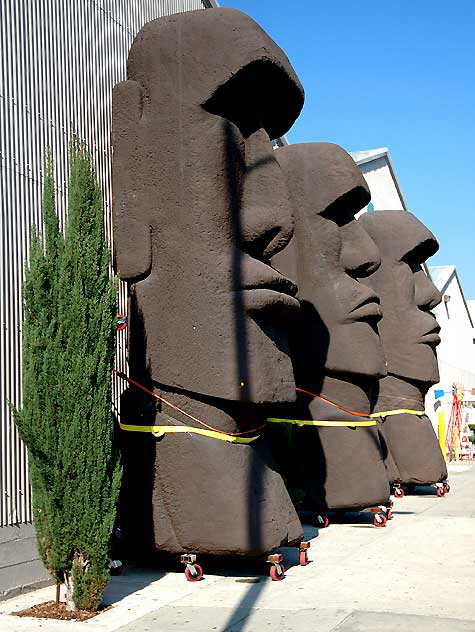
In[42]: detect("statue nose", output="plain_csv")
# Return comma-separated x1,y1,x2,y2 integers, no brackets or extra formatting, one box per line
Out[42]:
415,270,442,310
341,220,381,278
238,129,294,261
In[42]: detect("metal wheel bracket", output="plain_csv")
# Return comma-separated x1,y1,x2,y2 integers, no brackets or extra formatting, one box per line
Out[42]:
180,553,197,565
266,553,283,564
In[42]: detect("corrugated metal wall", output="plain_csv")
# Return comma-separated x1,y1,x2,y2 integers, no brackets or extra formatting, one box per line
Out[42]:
0,0,210,528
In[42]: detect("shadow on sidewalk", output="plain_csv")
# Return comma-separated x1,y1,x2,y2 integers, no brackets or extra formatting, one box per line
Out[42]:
102,567,167,606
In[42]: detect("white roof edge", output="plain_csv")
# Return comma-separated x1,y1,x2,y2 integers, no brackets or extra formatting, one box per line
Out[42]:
429,266,474,328
349,147,389,165
350,146,408,211
428,265,456,294
204,0,220,7
384,151,408,211
273,135,289,148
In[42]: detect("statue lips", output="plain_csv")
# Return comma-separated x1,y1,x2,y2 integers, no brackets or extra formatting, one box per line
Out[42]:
419,320,441,346
348,289,382,323
239,256,299,316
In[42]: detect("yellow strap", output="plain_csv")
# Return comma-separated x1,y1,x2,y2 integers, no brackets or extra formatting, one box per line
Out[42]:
267,418,377,428
370,409,425,418
119,423,260,444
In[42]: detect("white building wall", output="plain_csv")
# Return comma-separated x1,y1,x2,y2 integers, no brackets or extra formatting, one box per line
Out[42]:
352,151,475,451
466,300,475,325
1,0,210,598
432,274,475,373
358,156,405,211
426,360,475,434
425,274,475,440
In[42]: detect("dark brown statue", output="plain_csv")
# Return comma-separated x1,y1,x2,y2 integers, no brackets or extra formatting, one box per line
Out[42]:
273,143,391,519
112,9,305,560
359,210,448,490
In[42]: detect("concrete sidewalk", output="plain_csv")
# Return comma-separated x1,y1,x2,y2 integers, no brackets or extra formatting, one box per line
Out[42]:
1,463,474,631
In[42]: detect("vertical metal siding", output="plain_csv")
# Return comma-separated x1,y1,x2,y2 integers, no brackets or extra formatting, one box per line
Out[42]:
1,0,208,528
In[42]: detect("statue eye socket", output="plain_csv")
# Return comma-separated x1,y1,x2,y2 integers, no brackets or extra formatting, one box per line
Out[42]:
321,187,370,226
401,238,438,268
202,60,303,140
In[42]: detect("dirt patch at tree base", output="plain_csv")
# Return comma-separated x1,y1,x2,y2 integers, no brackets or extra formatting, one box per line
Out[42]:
12,601,112,621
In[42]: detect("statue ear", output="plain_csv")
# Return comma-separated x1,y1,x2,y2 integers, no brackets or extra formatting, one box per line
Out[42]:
113,79,144,125
112,80,152,280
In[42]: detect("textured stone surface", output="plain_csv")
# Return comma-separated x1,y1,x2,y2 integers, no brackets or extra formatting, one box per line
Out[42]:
113,8,304,402
360,211,447,485
272,143,390,511
360,210,441,385
113,9,304,556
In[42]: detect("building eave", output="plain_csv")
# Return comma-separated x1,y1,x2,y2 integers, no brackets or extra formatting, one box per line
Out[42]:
351,147,408,211
430,266,474,328
385,152,408,211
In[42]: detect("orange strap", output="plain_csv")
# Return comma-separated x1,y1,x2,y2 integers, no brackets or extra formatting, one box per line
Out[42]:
295,387,371,418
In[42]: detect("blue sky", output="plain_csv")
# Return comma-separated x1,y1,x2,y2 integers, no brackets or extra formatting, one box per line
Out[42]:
220,0,475,296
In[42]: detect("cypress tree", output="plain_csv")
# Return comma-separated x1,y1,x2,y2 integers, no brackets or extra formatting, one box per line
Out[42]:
13,141,121,611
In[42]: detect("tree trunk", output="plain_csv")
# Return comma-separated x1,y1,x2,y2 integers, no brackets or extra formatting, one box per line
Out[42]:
63,570,75,611
64,552,92,611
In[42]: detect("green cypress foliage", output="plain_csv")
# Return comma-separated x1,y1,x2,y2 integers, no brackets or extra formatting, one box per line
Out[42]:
13,141,121,611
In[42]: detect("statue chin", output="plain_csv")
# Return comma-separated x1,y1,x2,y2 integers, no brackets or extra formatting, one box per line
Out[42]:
324,321,387,380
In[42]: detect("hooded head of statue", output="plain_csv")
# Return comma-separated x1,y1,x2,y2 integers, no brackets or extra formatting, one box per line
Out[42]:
359,210,441,386
274,142,387,390
112,8,305,404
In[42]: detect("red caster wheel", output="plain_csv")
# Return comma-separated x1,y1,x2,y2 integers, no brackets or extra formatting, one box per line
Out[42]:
386,509,393,520
299,541,310,566
270,563,285,581
373,512,388,528
184,564,203,582
436,487,445,497
116,314,127,331
393,487,405,498
443,483,450,494
109,560,123,576
317,514,329,528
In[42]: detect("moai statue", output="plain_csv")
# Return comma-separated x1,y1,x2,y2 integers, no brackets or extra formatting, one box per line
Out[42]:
272,143,391,526
359,210,448,495
112,8,306,570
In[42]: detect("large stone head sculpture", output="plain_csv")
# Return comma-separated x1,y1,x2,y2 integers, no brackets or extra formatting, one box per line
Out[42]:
112,8,304,404
359,210,442,386
274,143,386,389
